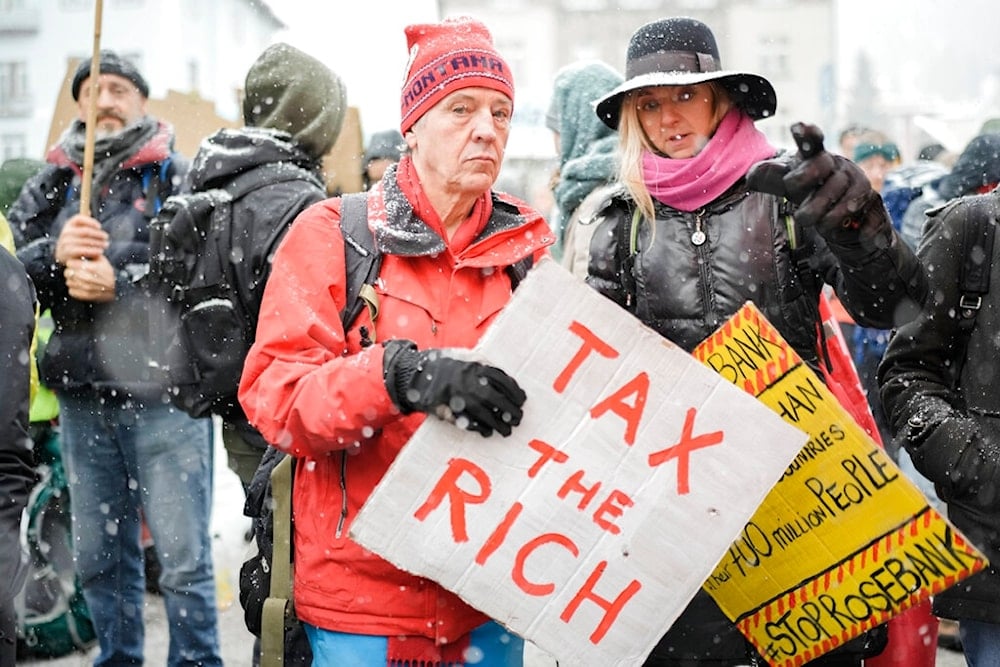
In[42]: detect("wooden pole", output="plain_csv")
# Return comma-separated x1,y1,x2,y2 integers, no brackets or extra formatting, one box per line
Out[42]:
78,0,104,216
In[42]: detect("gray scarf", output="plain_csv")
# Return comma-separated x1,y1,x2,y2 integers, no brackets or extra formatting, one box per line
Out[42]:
59,116,159,216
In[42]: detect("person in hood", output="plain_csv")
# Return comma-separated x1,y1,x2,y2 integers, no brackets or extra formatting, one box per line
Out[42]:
545,59,622,275
6,50,222,665
189,41,347,499
238,16,553,666
585,16,926,666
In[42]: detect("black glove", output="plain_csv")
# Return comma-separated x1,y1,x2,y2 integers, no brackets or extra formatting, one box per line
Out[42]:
382,339,526,437
747,122,891,248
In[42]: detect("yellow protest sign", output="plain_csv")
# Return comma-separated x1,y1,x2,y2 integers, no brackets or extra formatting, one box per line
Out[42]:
692,302,987,667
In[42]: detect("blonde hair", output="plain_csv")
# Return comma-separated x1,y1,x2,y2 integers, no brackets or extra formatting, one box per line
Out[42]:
616,82,732,221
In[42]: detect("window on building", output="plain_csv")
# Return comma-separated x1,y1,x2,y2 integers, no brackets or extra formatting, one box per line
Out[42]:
0,61,28,108
188,59,199,94
0,0,28,12
2,133,27,160
561,0,605,10
759,35,790,79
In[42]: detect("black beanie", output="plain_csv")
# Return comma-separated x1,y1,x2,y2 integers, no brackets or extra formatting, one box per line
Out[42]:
243,43,348,161
71,50,149,101
363,130,406,169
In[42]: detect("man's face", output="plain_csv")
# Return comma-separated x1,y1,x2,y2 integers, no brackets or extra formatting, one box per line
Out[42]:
76,73,147,138
406,87,512,199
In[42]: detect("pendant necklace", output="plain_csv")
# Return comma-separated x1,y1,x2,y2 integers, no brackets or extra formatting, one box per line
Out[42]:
691,213,706,246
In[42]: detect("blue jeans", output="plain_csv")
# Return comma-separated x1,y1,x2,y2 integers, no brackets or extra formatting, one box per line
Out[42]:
960,619,1000,667
59,392,221,667
303,621,524,666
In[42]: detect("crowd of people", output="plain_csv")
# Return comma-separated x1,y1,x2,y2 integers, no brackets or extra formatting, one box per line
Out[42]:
1,11,998,667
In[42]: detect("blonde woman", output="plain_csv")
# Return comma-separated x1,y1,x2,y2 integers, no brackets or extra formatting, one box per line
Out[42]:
585,16,926,667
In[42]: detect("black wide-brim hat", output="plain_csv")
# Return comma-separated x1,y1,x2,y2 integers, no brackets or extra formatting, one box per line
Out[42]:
595,17,777,129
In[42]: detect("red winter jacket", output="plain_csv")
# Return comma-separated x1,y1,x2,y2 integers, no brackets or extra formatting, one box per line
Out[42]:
239,159,553,643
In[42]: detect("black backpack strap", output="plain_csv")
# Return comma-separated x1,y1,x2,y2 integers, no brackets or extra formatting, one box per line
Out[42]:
338,192,382,344
260,452,294,667
949,196,997,388
957,199,996,332
505,256,533,290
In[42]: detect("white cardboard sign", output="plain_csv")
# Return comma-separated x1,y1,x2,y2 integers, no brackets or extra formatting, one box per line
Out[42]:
351,258,807,666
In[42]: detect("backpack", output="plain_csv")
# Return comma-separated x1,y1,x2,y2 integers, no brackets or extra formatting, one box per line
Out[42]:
238,192,534,666
14,428,96,660
147,162,323,420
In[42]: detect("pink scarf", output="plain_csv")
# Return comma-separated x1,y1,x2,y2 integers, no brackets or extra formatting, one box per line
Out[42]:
642,109,777,212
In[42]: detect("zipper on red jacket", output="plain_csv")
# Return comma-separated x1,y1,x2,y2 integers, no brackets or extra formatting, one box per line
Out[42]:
335,450,349,538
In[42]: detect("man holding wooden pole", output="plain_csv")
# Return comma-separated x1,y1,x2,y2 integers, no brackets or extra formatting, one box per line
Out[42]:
6,50,222,666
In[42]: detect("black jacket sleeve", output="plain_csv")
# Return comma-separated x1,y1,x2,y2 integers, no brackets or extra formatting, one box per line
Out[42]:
878,199,1000,511
0,245,37,600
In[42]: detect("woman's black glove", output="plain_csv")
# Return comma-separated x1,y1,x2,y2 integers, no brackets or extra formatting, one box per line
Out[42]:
747,122,892,250
382,339,526,437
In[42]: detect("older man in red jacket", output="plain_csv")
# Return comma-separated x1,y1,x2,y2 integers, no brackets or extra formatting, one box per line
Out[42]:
239,16,553,667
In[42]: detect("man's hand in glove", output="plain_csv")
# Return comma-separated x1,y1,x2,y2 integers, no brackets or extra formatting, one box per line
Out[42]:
746,122,891,249
382,339,527,437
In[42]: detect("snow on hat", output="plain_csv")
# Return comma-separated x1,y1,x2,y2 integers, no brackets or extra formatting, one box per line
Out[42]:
71,50,149,101
399,16,514,134
595,17,776,129
243,43,348,161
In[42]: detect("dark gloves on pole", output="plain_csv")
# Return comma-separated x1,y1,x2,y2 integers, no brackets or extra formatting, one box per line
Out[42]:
747,122,892,249
382,339,527,437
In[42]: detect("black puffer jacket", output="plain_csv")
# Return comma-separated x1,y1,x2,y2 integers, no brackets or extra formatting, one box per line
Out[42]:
587,179,926,665
9,121,185,396
879,190,1000,624
186,127,327,443
588,181,925,367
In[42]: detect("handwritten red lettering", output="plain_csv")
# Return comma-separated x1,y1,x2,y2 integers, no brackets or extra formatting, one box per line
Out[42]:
413,457,491,542
554,321,619,393
558,469,602,510
590,372,649,445
527,438,570,477
593,490,634,535
476,502,524,566
648,407,724,495
560,561,643,644
513,533,579,595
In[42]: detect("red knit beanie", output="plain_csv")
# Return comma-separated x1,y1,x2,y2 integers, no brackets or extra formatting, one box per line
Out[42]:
400,16,515,134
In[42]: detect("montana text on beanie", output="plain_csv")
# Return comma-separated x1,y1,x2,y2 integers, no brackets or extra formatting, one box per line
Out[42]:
399,17,514,134
72,50,149,101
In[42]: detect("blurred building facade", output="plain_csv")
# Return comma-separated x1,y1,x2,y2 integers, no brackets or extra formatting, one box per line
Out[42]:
442,0,836,146
4,1,997,198
439,0,835,205
0,0,283,160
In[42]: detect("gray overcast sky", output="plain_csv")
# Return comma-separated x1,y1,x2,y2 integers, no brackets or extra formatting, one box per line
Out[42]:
268,0,438,137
